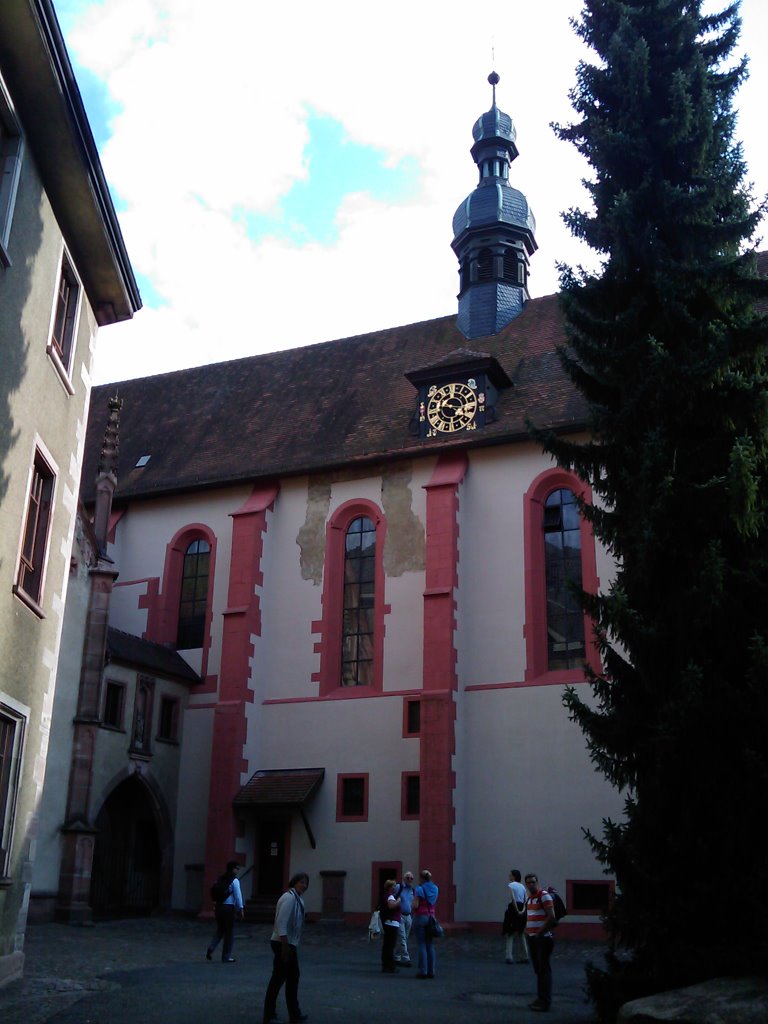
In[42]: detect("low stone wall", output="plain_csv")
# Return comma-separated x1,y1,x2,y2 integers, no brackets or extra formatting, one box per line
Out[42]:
619,976,768,1023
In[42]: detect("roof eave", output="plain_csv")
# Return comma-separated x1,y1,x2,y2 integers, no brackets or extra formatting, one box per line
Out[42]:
0,0,141,323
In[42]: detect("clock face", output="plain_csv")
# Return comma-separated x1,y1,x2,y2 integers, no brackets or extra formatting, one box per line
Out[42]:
426,381,478,433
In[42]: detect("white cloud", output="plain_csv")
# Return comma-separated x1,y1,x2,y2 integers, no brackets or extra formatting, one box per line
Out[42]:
58,0,768,384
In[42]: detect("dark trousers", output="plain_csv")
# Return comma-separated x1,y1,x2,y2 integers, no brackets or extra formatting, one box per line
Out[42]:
263,940,301,1023
528,933,554,1007
208,903,236,960
382,923,399,970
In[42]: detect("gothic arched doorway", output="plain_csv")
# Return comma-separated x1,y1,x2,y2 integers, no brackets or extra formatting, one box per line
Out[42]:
90,776,161,917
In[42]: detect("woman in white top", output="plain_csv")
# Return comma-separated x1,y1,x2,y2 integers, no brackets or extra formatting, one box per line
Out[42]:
206,861,244,962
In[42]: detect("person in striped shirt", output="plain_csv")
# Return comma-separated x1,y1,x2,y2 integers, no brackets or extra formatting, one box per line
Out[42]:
524,873,556,1012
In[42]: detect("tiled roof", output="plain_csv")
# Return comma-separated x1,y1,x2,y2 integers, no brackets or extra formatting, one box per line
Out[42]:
82,292,582,501
233,768,325,807
82,255,768,504
107,627,200,684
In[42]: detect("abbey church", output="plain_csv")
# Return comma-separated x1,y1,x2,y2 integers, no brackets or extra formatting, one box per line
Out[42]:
36,70,623,934
13,46,623,944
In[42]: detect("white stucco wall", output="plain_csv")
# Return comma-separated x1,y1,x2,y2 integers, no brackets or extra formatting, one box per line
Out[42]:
111,444,622,923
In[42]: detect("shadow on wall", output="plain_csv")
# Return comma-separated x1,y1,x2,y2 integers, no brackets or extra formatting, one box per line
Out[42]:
0,169,43,575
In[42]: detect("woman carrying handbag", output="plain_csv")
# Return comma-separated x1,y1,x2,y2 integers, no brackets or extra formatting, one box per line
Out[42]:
411,869,439,978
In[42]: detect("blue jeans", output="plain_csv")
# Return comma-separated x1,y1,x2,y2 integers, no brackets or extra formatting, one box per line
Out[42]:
412,915,436,976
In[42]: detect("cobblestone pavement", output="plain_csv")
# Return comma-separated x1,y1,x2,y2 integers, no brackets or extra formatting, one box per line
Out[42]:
1,917,606,1024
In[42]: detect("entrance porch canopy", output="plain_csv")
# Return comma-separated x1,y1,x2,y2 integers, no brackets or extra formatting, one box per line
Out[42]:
233,768,324,848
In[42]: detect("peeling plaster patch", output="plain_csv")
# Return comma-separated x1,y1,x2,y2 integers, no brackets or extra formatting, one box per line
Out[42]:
381,462,425,577
297,477,331,585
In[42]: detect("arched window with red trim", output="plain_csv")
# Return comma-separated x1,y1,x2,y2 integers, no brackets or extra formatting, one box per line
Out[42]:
341,516,376,686
543,487,585,670
524,470,600,684
145,524,216,664
177,538,211,649
315,500,387,697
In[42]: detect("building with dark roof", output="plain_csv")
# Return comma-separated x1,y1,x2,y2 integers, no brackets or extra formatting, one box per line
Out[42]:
34,72,626,935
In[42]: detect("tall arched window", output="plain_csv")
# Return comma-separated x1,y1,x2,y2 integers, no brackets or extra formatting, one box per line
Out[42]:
523,469,600,683
342,516,376,686
543,488,585,670
313,499,388,697
176,539,210,649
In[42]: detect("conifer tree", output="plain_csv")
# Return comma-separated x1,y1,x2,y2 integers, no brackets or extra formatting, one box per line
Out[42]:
539,1,768,1016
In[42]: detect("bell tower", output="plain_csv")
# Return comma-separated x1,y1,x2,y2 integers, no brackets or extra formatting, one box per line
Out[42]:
451,72,537,339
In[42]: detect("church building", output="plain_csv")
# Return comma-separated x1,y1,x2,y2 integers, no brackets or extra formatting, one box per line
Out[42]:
35,73,622,936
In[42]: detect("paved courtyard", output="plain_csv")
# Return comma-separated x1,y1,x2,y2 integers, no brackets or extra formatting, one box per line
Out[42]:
1,917,605,1023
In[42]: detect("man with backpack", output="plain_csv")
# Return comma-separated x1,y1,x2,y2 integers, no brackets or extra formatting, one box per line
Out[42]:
524,873,556,1012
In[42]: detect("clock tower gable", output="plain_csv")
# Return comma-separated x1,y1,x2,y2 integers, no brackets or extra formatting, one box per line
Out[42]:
406,349,512,440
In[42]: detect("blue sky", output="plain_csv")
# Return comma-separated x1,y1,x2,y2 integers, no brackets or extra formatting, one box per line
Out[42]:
241,111,421,247
53,0,768,384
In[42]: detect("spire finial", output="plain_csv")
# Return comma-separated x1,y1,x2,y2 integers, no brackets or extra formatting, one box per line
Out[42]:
488,70,500,107
98,393,123,477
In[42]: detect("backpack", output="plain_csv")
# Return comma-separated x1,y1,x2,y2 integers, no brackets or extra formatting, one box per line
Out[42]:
545,887,567,924
210,875,232,903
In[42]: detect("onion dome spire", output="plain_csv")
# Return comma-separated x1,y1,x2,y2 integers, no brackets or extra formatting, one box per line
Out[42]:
451,72,537,339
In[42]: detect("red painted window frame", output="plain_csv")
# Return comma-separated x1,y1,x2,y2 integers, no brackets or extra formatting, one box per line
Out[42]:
401,772,420,820
565,878,615,916
315,500,387,697
371,860,402,910
145,523,216,674
402,697,421,737
523,468,601,684
336,773,369,822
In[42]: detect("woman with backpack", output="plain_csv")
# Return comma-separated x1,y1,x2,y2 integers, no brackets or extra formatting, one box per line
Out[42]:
206,861,244,962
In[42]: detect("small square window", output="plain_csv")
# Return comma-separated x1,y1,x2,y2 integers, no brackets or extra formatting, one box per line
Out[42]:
14,450,55,610
102,682,125,730
337,774,368,821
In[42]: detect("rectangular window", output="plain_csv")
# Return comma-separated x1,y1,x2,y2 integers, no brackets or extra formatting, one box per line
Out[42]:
157,696,179,742
102,681,126,730
0,702,26,877
567,879,614,916
401,772,420,819
336,774,368,822
47,251,81,382
404,698,421,736
14,449,55,611
0,74,23,267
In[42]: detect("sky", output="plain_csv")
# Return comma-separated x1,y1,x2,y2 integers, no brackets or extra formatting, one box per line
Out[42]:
53,0,768,386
